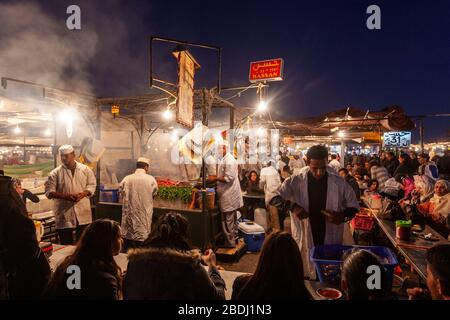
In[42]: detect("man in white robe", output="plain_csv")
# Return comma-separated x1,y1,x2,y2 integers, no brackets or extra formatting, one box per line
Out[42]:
278,145,359,279
209,141,243,248
120,157,158,250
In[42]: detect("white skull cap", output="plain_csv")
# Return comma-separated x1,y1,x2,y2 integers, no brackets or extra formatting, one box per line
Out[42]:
59,145,74,155
137,157,150,165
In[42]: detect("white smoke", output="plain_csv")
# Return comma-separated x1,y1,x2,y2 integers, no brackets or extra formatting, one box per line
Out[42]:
0,1,98,94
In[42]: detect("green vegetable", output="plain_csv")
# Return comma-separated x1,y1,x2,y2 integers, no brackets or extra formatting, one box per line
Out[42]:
156,186,193,203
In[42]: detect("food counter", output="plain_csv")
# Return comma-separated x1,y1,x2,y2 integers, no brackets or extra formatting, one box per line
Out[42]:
95,202,222,249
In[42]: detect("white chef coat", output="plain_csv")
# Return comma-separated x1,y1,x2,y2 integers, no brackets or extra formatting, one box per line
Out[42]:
204,154,218,176
45,161,96,229
217,153,243,212
289,157,306,175
120,168,158,242
328,159,342,173
259,165,282,206
278,167,360,279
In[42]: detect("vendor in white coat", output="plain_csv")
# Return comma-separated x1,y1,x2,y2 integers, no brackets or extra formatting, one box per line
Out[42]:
120,157,158,251
209,140,243,248
45,145,96,245
278,145,359,279
289,151,306,175
328,154,342,172
260,160,282,232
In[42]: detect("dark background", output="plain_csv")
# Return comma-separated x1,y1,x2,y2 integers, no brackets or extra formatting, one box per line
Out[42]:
2,0,449,142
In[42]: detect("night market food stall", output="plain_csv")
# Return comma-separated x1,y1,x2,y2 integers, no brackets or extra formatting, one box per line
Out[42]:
0,78,248,249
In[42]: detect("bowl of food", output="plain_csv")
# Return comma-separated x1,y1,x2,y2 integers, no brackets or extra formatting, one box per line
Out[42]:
316,287,342,300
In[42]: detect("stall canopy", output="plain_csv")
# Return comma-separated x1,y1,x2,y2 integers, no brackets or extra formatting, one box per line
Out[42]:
269,106,415,138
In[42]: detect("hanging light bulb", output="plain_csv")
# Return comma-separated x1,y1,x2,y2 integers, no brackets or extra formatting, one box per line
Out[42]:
257,100,267,112
44,128,51,136
57,109,76,138
14,125,21,134
162,109,173,121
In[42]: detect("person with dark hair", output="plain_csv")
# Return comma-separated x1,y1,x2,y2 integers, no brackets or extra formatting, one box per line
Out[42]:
44,219,123,299
260,161,282,232
289,151,306,175
409,150,420,173
338,168,360,198
364,179,380,197
278,145,359,278
280,151,290,169
0,175,51,299
119,157,158,251
246,171,263,195
243,170,264,219
341,249,389,300
380,151,389,168
408,244,450,300
45,145,96,245
329,154,341,173
124,212,226,300
11,178,40,205
232,231,311,300
209,140,243,248
346,164,353,174
280,165,291,182
394,153,414,181
352,162,368,180
384,151,399,177
418,153,439,181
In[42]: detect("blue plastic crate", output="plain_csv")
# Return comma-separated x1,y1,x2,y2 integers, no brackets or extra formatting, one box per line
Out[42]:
99,189,119,203
310,244,398,288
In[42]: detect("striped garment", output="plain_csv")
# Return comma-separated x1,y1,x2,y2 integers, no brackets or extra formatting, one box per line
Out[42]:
371,165,390,187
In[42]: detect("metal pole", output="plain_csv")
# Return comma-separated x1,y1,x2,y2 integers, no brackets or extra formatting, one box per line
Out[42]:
340,139,345,167
201,97,208,249
378,126,383,157
218,47,222,94
95,103,102,205
419,120,424,153
149,36,153,88
23,136,26,164
53,116,57,168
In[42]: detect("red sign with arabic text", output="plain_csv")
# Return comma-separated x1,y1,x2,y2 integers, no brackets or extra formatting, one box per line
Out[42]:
249,58,284,83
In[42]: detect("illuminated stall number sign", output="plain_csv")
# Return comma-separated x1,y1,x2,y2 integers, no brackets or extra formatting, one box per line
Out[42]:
383,131,411,147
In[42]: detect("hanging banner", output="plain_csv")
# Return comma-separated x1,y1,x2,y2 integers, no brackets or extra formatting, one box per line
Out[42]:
173,50,200,128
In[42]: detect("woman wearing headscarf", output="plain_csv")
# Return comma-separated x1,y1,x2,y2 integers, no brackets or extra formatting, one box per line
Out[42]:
417,180,450,239
412,175,435,205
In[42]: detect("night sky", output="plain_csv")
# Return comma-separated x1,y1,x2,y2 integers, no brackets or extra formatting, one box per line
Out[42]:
2,0,450,142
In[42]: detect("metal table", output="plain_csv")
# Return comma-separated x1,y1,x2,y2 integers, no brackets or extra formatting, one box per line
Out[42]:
369,208,448,282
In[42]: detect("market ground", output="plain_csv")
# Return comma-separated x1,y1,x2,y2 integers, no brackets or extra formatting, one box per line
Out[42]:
217,217,292,273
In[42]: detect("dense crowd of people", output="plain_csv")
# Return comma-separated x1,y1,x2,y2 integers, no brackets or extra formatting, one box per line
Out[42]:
1,145,449,300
